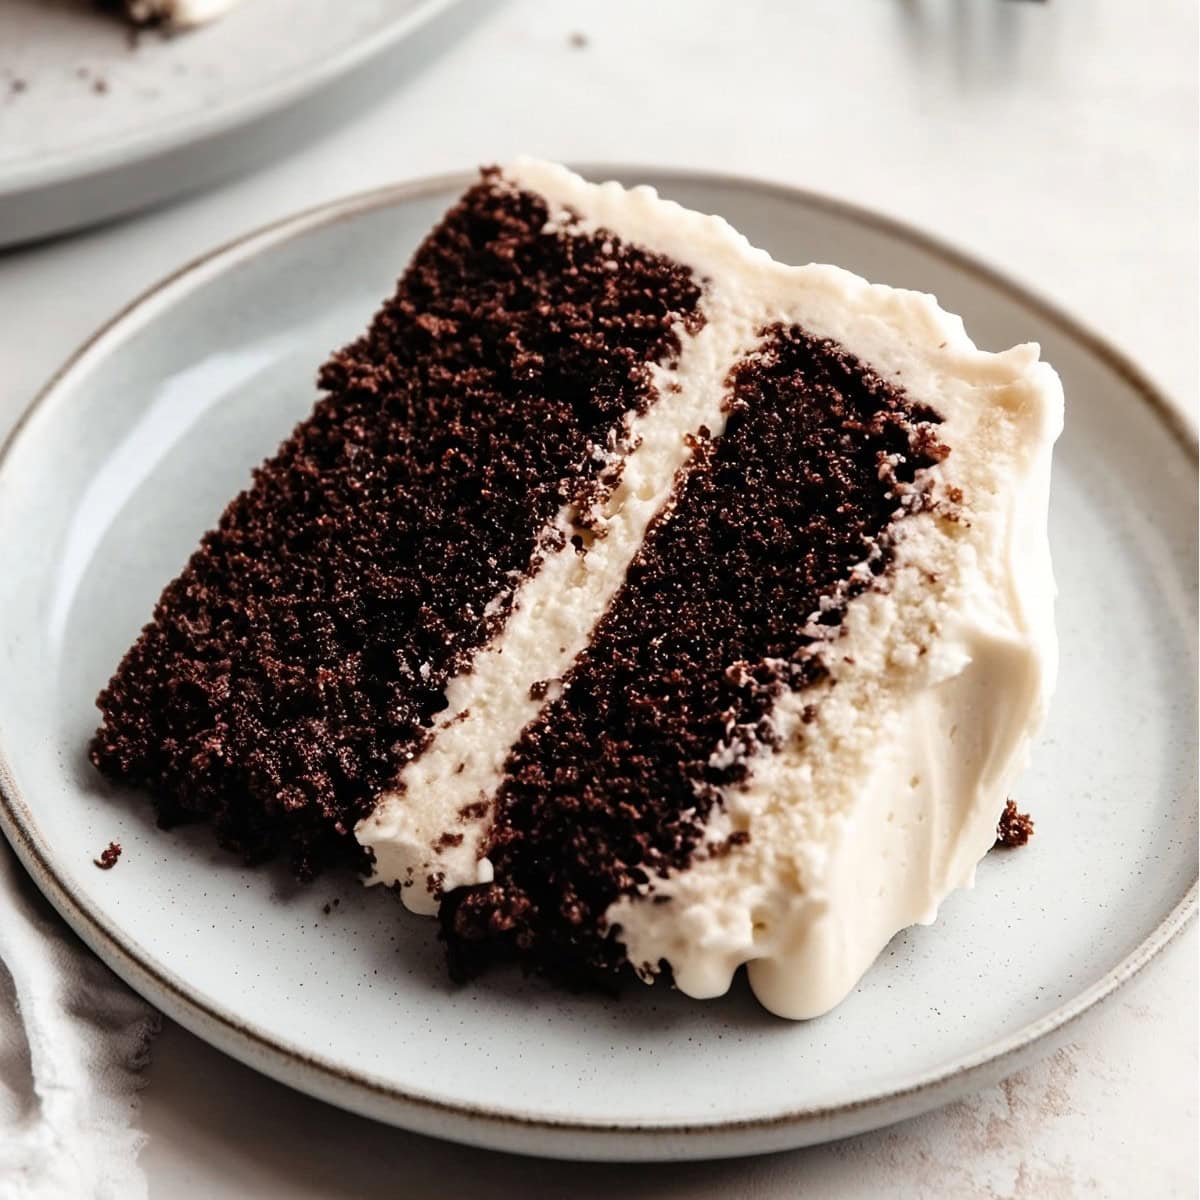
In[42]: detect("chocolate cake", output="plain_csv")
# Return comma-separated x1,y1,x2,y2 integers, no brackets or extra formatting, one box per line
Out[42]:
91,161,1063,1018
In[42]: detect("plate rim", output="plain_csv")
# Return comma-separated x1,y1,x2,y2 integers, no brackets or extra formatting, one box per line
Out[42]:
0,0,463,194
0,165,1196,1152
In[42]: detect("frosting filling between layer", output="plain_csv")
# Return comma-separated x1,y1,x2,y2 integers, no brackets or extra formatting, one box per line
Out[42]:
357,158,794,908
357,299,762,910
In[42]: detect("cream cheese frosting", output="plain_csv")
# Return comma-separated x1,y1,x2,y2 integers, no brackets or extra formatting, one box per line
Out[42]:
355,160,1063,1017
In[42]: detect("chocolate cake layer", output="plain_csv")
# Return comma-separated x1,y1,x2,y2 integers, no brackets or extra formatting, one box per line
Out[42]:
441,325,946,983
90,172,702,877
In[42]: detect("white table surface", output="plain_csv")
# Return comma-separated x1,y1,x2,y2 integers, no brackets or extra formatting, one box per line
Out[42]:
1,1,1195,1195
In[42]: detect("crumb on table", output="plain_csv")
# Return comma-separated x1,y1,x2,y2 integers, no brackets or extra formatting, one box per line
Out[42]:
94,841,123,870
995,799,1034,848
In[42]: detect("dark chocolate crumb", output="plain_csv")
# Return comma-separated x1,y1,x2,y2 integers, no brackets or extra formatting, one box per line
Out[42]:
706,831,752,860
995,799,1034,848
94,841,122,870
568,31,589,48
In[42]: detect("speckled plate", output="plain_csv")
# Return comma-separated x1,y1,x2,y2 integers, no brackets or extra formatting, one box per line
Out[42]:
0,0,465,247
0,169,1195,1161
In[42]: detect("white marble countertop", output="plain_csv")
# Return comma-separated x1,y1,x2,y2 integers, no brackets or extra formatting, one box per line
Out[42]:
1,1,1195,1195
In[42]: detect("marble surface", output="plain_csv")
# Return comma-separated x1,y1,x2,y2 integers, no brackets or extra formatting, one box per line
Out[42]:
0,0,1195,1194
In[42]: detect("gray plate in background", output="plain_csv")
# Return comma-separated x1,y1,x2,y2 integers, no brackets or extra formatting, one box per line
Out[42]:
0,0,465,246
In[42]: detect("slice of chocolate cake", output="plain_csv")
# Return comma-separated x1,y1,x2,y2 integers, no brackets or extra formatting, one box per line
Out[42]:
92,161,1063,1019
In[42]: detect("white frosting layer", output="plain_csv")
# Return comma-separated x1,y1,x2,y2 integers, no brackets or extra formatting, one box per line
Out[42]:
353,160,1063,1018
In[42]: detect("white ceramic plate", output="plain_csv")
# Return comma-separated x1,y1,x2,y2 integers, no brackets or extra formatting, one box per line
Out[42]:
0,169,1195,1161
0,0,464,247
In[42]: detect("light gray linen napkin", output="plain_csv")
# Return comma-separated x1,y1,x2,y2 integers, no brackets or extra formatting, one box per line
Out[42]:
0,842,158,1200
